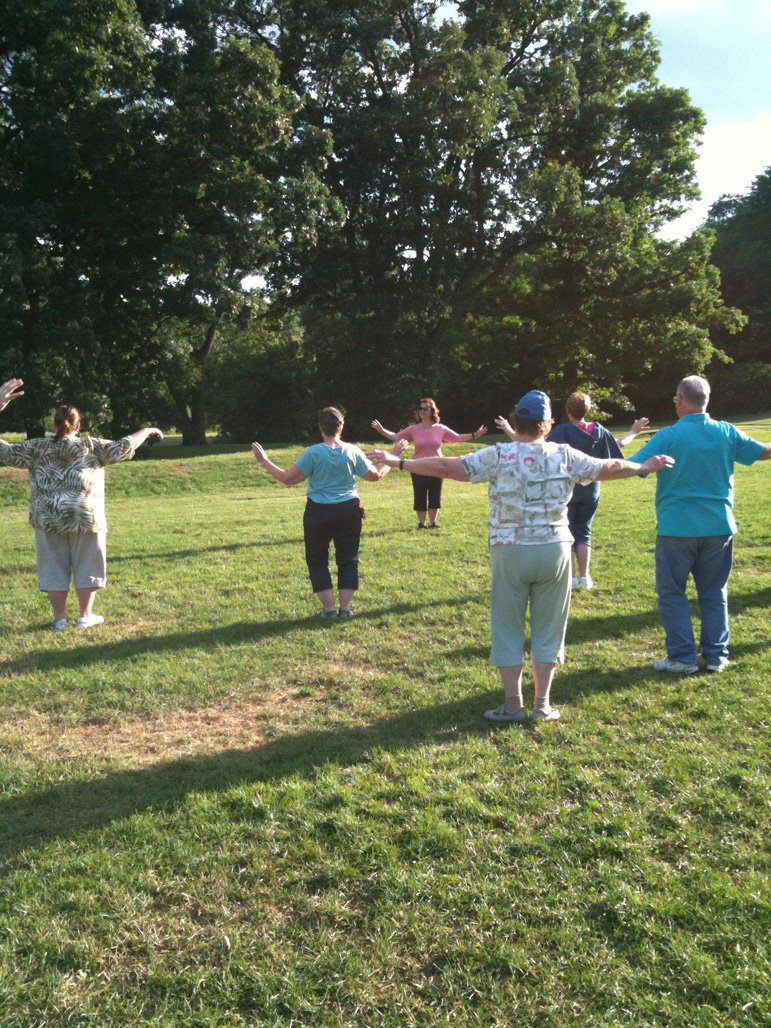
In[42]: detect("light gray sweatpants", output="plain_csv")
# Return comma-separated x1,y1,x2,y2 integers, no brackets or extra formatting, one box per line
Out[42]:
489,542,572,666
35,529,107,591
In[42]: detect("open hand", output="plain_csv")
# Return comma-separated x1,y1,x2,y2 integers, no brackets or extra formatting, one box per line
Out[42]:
251,442,268,464
392,438,408,456
0,378,24,412
495,415,514,438
631,417,650,434
641,454,674,473
474,425,488,439
365,448,399,468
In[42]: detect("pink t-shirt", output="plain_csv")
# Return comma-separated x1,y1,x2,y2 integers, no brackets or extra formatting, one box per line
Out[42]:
576,422,595,434
394,422,462,458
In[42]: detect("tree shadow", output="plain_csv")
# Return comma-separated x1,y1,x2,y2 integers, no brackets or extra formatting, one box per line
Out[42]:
2,596,475,676
108,538,304,563
2,649,711,863
0,692,497,861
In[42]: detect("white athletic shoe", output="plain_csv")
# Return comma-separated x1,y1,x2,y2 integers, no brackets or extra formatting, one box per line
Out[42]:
77,614,104,629
52,619,67,630
705,659,730,673
653,657,698,674
571,577,580,589
578,576,593,590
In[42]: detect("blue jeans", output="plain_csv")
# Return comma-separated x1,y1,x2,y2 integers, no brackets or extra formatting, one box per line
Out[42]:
655,535,733,665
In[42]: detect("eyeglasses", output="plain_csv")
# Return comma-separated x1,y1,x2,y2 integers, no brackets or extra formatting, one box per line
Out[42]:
673,395,681,402
418,405,431,411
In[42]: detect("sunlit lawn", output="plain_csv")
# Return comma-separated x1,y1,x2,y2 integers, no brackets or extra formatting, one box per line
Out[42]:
1,422,770,1027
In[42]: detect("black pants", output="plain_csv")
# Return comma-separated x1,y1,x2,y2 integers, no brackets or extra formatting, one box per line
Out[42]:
411,473,442,512
303,498,363,593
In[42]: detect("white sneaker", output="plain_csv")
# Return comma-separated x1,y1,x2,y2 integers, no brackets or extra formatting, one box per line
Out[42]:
653,657,698,674
52,619,67,630
705,659,729,673
571,577,580,589
531,707,560,722
578,576,593,590
77,614,104,629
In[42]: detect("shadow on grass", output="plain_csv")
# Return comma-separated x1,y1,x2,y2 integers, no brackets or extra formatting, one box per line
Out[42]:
109,538,304,563
2,596,476,675
0,693,495,861
4,628,770,860
0,661,628,862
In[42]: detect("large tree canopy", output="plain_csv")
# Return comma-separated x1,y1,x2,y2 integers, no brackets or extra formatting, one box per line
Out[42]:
704,167,771,414
0,0,333,438
238,0,739,429
1,0,743,439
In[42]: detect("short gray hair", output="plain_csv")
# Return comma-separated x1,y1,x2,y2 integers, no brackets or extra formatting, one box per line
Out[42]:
677,376,710,408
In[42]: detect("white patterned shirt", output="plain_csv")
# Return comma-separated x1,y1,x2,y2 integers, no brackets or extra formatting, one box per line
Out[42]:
0,435,136,533
461,441,605,545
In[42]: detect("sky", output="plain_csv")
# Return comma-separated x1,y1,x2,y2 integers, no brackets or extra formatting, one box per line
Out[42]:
623,0,771,237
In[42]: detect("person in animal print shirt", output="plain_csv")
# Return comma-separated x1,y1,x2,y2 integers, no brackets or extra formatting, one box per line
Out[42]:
0,382,163,630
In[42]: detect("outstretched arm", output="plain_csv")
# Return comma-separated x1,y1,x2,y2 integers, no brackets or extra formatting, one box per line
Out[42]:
370,419,398,441
0,378,24,412
617,417,650,448
454,424,487,443
595,453,674,481
494,416,516,440
127,427,164,447
363,438,407,481
251,442,307,485
366,449,470,482
756,442,771,461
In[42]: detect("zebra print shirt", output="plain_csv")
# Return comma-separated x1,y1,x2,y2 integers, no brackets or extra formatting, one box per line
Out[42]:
0,435,136,534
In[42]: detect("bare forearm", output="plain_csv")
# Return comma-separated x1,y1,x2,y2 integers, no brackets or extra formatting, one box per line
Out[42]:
399,456,468,481
595,459,646,481
127,427,160,447
260,459,293,484
757,443,771,461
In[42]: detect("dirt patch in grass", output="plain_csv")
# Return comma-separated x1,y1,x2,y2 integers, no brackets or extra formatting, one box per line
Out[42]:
3,688,326,769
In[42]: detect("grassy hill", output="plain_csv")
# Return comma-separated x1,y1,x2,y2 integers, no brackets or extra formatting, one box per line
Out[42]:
1,426,770,1027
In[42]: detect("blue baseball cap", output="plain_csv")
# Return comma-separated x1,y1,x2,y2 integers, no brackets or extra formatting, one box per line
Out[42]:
514,390,552,420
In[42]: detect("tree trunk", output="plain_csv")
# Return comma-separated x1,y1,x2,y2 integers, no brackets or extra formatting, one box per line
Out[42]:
184,379,208,446
181,321,220,445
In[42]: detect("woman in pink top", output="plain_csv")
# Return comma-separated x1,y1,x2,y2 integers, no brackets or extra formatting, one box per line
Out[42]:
371,398,486,528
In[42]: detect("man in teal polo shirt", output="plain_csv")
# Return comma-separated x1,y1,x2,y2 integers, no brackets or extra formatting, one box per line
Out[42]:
632,376,771,673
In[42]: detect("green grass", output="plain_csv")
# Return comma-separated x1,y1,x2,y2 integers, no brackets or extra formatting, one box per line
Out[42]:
1,425,771,1027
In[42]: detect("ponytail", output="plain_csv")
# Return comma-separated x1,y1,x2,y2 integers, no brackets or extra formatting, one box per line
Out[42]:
53,405,81,441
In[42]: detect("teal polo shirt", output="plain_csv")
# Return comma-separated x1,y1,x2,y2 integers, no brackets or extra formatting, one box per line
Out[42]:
631,414,764,536
295,442,374,503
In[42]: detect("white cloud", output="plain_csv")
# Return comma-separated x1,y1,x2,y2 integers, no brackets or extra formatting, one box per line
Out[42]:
660,113,771,238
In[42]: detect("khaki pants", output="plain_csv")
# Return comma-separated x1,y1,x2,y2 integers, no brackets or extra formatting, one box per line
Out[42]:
35,529,107,591
490,542,571,665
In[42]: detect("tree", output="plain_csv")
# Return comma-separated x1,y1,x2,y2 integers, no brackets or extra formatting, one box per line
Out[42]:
1,0,334,440
206,309,313,443
231,0,739,430
704,168,771,414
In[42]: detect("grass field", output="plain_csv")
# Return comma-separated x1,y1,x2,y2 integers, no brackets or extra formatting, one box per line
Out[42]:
1,423,771,1027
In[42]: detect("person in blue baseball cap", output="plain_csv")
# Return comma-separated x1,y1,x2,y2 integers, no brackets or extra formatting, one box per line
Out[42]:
513,390,552,421
367,390,674,723
499,390,650,589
